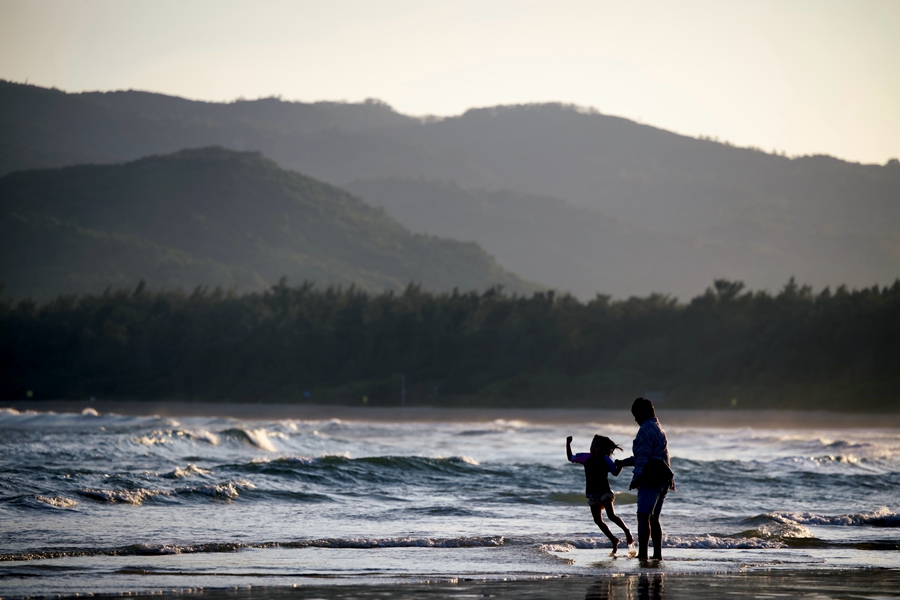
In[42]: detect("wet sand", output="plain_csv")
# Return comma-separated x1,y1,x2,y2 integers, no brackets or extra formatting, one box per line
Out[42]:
7,400,900,428
84,570,900,600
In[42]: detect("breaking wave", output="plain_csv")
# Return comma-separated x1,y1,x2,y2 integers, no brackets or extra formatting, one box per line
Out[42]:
0,536,505,563
34,495,78,509
221,427,279,452
764,507,900,528
77,488,162,505
75,480,254,505
664,535,789,549
162,464,211,478
135,428,221,446
282,536,505,549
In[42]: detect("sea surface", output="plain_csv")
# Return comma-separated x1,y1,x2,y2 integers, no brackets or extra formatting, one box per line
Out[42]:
1,406,898,598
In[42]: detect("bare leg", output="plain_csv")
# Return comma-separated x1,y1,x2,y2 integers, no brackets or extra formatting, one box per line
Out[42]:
591,504,621,553
650,513,663,560
603,501,634,545
636,511,651,560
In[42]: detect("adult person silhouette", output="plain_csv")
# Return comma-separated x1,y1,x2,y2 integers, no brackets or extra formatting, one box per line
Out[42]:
617,397,674,562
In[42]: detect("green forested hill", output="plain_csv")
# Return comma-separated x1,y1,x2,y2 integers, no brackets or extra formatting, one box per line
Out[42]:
0,148,537,299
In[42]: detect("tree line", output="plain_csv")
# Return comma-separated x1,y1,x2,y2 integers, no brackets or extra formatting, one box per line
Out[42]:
1,278,898,410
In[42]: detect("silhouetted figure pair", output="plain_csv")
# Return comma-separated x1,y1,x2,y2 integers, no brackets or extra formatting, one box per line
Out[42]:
568,397,674,562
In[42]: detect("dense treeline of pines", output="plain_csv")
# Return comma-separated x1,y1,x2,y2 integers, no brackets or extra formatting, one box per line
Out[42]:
1,278,898,410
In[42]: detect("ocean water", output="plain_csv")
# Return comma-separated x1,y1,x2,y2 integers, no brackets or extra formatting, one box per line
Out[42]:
1,407,898,598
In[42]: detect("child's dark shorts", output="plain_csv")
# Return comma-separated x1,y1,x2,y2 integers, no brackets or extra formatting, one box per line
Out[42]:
586,491,614,505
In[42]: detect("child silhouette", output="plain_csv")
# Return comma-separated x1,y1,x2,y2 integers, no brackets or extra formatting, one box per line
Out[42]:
567,434,634,554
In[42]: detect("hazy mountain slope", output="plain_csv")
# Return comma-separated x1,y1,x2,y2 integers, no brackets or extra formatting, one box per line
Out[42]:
409,105,900,236
2,81,897,296
346,178,899,299
4,82,897,237
0,82,484,185
0,148,537,300
345,178,681,298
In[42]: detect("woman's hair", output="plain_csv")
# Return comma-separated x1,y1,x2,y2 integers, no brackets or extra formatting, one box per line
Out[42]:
591,435,622,456
631,397,656,421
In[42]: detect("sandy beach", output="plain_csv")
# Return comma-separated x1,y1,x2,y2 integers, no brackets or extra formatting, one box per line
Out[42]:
6,399,900,428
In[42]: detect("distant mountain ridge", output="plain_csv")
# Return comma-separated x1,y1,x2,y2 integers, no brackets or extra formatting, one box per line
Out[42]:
2,80,898,298
0,148,537,299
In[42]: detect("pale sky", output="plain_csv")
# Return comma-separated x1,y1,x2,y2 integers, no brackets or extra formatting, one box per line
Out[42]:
1,0,898,164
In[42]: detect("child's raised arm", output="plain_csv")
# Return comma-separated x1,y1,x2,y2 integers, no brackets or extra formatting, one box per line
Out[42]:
567,436,591,464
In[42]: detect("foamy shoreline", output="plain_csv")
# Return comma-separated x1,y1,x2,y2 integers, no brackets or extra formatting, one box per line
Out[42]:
5,400,900,428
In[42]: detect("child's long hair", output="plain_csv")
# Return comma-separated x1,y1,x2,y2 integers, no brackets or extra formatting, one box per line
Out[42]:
591,435,622,456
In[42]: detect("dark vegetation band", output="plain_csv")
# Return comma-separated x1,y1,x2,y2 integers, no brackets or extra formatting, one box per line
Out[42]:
2,278,898,410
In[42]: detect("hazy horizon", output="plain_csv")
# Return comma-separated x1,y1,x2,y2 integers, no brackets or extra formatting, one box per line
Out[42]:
1,0,898,165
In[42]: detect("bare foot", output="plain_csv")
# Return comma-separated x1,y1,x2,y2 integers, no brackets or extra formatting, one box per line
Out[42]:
609,536,621,555
625,532,635,546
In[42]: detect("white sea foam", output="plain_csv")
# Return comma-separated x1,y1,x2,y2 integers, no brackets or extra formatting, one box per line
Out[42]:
812,454,861,465
251,455,316,465
163,464,211,478
244,428,278,451
35,495,78,509
139,428,221,445
223,427,278,451
665,535,788,549
181,483,240,499
549,534,787,551
769,507,900,527
753,518,813,539
287,536,505,548
78,488,164,505
564,538,627,550
135,435,169,445
81,407,99,416
540,543,577,553
185,429,219,445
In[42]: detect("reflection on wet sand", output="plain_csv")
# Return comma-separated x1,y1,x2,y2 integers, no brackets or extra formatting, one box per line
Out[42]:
585,573,664,600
